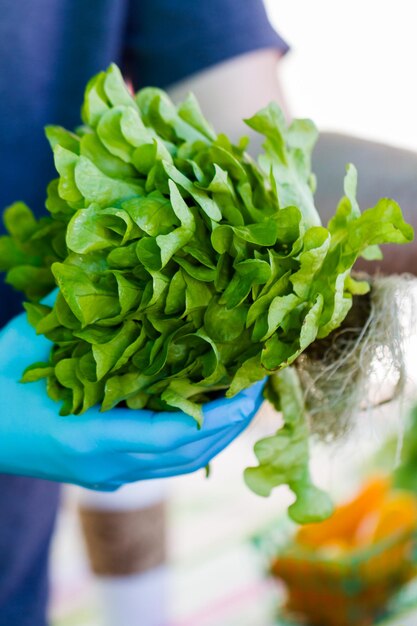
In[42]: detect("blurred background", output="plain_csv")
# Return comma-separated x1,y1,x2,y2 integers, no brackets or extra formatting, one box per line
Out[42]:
48,3,417,625
265,0,417,151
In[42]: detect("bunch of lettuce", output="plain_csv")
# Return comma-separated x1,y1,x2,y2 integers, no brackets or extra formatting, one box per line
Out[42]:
0,64,412,523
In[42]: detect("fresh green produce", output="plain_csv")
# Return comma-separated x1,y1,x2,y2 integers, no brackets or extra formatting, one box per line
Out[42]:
0,64,413,523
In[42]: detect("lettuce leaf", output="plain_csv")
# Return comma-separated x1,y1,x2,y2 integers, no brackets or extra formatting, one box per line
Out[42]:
245,367,333,523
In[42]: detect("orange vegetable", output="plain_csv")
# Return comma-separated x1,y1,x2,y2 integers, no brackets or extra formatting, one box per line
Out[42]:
271,477,417,626
373,492,417,541
296,476,390,548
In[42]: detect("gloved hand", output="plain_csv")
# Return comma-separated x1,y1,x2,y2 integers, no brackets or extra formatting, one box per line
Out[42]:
0,308,265,490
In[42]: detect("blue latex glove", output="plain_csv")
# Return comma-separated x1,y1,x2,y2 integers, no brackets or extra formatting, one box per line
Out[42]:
0,309,265,490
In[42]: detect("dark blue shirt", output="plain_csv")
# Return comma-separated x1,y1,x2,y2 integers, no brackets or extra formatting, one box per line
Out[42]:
0,0,287,326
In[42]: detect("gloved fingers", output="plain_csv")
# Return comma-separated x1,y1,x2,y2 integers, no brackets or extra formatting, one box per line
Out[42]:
49,400,256,486
129,423,244,471
201,378,266,430
151,418,250,478
109,418,250,485
58,426,233,487
96,378,266,454
61,407,199,455
107,411,227,454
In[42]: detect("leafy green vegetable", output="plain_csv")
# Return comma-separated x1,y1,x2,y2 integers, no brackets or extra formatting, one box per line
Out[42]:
0,64,413,524
245,367,333,523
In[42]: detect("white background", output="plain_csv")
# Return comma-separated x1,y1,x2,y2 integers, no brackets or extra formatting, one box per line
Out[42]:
265,0,417,152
